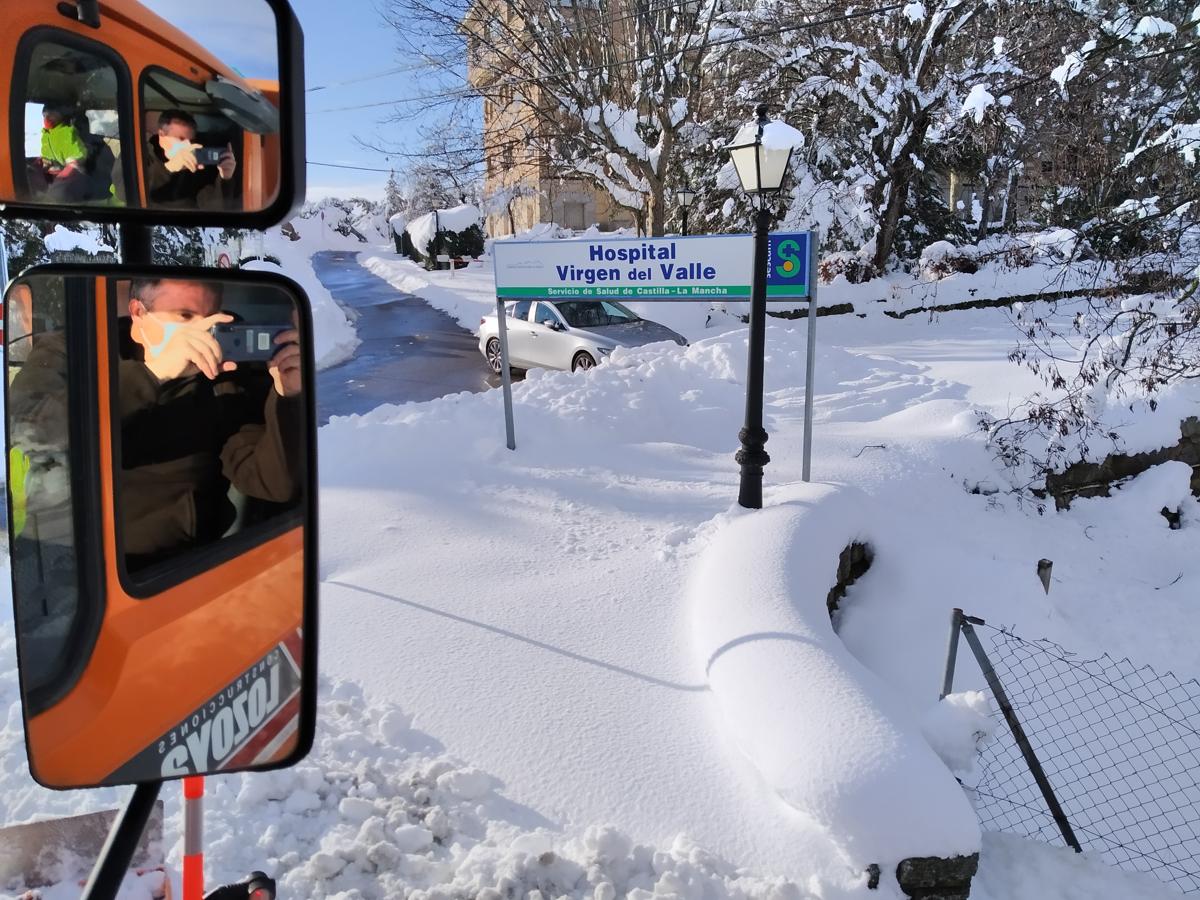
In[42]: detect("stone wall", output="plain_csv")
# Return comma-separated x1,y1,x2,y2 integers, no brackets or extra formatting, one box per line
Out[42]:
1045,417,1200,510
896,854,980,900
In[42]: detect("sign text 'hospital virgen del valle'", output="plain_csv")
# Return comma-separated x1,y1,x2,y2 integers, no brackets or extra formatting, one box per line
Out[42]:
492,233,813,301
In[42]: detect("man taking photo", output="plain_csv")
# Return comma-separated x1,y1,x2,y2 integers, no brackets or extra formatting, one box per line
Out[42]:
146,109,238,210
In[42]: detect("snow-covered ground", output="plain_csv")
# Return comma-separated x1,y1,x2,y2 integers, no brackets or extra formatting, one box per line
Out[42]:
1,235,1195,900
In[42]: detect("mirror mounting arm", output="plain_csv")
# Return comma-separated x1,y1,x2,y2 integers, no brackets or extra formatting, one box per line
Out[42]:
120,225,153,266
80,782,162,900
57,1,102,28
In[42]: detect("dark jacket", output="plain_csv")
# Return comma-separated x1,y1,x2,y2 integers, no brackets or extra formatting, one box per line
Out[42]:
145,139,236,211
9,321,303,573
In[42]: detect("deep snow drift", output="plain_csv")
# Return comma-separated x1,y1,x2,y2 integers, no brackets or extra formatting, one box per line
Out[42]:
0,237,1195,900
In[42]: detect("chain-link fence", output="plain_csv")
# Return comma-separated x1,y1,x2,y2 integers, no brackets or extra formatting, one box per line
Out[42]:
948,614,1200,894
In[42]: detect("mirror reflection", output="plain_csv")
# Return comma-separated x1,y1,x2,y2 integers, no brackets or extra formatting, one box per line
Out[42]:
6,272,310,788
8,0,282,213
117,277,304,573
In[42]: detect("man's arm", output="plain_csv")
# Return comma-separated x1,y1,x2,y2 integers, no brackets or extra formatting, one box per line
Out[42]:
220,389,303,504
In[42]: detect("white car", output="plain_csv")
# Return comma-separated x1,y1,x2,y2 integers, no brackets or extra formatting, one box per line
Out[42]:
478,299,688,374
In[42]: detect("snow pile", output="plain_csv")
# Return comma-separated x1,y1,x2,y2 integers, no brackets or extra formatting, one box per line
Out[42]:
406,204,483,258
388,213,407,236
919,241,978,279
243,680,826,900
975,833,1183,900
920,692,995,778
1070,461,1198,531
43,225,114,256
16,869,171,900
240,230,360,369
689,488,981,868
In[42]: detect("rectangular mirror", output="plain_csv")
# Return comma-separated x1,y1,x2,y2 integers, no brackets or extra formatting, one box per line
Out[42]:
5,266,317,788
1,0,304,226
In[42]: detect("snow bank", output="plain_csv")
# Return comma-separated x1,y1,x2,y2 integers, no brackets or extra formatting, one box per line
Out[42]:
689,487,981,867
241,231,360,370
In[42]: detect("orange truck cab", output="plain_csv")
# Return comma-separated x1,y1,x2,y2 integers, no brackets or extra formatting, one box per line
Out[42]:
8,271,309,787
1,0,281,213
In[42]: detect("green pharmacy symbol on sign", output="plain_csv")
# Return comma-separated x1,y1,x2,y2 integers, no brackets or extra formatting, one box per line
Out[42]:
766,233,810,297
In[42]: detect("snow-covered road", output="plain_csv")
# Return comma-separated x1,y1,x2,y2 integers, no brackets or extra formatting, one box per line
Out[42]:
312,251,492,423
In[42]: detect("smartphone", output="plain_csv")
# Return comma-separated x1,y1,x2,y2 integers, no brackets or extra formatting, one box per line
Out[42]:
195,147,225,166
211,324,292,363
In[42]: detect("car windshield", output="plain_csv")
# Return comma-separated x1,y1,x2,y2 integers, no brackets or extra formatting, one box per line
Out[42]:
553,301,641,328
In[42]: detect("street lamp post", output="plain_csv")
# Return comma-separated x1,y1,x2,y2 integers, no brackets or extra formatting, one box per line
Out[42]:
726,103,797,509
676,186,696,236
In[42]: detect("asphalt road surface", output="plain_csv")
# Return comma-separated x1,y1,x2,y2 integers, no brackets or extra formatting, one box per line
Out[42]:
312,250,493,424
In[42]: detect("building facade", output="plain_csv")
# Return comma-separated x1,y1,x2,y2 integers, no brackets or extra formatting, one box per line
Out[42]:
465,0,639,238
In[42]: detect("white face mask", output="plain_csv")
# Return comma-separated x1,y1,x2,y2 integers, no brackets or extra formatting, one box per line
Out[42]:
140,312,187,358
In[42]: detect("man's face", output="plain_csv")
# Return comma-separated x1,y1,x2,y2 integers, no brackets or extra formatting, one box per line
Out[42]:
42,110,63,130
158,120,196,149
130,281,220,350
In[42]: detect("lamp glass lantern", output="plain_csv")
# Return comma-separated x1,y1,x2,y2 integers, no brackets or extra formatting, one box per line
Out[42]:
727,133,793,195
676,187,696,208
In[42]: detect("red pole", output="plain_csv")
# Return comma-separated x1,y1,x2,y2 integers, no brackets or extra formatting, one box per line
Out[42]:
182,776,204,900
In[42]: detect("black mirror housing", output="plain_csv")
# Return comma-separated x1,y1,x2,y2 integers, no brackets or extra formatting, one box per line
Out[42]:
0,0,305,229
4,263,318,789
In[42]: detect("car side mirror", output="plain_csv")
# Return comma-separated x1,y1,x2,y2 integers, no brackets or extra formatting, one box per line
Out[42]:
0,0,305,227
546,320,564,331
4,265,317,788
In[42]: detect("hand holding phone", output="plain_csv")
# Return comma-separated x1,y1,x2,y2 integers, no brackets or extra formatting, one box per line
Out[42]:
195,147,225,167
211,324,294,364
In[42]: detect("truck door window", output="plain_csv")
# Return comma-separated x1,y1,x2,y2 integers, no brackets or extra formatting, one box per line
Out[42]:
110,277,306,593
6,275,102,712
141,68,244,211
14,32,132,207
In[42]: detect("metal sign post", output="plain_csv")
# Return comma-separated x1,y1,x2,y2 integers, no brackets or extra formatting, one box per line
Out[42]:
490,232,821,488
496,298,516,451
802,228,819,482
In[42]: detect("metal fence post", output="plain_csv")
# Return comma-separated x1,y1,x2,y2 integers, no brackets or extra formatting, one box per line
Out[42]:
940,608,964,700
959,616,1083,852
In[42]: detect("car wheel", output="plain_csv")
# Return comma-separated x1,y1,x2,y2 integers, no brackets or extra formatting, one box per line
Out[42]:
572,351,597,372
485,338,504,374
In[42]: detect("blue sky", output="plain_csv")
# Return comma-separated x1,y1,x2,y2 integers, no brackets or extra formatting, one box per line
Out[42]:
295,0,458,202
147,0,439,201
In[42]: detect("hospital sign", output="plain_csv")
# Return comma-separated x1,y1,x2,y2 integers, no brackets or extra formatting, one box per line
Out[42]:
492,232,812,301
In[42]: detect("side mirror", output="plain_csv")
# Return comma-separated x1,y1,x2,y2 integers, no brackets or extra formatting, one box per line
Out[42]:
0,0,305,227
5,265,317,788
545,320,564,331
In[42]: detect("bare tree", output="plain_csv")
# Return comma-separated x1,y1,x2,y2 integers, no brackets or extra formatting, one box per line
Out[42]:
378,0,720,235
982,0,1200,483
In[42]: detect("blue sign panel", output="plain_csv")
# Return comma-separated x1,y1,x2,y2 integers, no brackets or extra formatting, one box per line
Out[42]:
766,232,810,297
